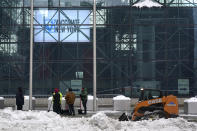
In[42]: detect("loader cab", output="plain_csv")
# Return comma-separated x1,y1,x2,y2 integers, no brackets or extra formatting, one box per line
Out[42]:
139,88,163,101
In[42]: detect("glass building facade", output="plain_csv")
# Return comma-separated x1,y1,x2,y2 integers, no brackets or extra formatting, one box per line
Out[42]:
0,0,197,97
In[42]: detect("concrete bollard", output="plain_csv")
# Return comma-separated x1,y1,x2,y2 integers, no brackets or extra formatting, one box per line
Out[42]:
0,97,4,109
113,95,131,111
23,96,36,110
184,97,197,114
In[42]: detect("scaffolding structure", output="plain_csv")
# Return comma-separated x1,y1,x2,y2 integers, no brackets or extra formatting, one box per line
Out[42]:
0,0,197,96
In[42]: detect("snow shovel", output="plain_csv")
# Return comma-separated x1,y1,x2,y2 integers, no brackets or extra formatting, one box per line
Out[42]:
78,98,83,114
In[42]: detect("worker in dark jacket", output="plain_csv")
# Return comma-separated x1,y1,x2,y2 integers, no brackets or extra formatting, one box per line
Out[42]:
16,87,24,110
52,88,62,114
65,88,76,115
80,88,88,114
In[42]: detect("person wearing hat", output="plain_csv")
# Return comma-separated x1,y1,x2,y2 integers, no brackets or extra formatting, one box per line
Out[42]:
52,88,62,114
80,87,88,114
65,88,76,116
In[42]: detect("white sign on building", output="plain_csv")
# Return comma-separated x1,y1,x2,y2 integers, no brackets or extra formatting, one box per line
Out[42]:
34,10,90,42
178,79,189,94
71,80,82,96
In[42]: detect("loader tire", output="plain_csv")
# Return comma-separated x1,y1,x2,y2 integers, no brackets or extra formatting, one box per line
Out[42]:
139,110,166,121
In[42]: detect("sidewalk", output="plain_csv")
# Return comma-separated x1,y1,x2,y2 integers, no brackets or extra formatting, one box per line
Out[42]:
32,105,197,123
44,106,189,120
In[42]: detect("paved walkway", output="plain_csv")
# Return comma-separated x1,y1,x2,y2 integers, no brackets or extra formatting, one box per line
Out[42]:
46,106,196,121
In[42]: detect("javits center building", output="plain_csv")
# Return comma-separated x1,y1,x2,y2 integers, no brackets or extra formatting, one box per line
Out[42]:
0,0,197,97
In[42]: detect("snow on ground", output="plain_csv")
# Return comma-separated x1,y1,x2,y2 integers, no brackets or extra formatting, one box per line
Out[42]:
0,107,197,131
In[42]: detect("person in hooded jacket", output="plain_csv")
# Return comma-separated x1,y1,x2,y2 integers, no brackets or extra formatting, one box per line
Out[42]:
65,88,75,115
52,88,62,114
80,87,88,114
16,87,24,110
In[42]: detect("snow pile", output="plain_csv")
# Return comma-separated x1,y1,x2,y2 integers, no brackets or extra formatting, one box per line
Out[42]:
113,95,130,100
184,97,197,103
0,107,197,131
0,97,4,100
48,96,53,100
87,95,98,100
0,107,92,131
24,96,36,100
133,0,162,8
88,95,94,100
122,118,197,131
48,96,65,100
89,112,121,130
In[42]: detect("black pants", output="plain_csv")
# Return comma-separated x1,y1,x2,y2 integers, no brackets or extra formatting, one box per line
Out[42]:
53,104,61,114
17,105,23,110
82,100,87,114
68,104,75,115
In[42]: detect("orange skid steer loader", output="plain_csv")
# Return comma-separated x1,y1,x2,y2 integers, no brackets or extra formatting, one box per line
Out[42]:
119,88,179,121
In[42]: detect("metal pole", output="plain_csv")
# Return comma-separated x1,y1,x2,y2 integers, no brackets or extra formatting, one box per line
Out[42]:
93,0,97,112
29,0,34,110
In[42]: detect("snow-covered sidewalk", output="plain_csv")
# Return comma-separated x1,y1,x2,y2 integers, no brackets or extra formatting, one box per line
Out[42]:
0,107,197,131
